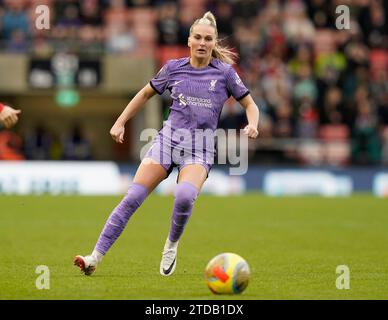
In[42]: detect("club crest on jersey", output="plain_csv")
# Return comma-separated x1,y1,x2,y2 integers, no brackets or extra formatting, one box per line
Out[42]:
209,79,217,91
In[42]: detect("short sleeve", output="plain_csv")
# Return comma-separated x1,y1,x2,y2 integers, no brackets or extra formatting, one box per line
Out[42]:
150,62,170,95
225,66,250,101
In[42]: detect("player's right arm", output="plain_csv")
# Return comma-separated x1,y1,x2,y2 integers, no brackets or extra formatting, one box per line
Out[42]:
0,103,22,129
110,84,156,144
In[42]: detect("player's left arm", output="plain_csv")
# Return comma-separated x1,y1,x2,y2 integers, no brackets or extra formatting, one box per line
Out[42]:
238,94,259,139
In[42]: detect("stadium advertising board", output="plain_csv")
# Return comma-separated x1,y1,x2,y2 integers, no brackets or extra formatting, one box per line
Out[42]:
0,161,121,195
373,173,388,197
263,171,353,196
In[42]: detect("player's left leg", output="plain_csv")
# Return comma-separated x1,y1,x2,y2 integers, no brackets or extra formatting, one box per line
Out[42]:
75,158,168,276
160,164,207,276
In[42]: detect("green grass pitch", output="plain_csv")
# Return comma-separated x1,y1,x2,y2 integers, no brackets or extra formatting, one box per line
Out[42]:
0,193,387,299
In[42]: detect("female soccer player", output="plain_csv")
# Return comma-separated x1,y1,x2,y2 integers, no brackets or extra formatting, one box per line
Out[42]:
74,11,259,276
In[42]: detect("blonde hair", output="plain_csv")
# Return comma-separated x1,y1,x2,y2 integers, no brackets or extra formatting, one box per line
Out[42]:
190,11,238,65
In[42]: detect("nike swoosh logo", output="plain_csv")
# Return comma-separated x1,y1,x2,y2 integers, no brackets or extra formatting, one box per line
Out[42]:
162,258,176,274
108,221,120,227
174,80,184,85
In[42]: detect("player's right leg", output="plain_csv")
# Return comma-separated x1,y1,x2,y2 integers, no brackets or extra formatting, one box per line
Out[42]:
74,158,168,275
160,164,208,276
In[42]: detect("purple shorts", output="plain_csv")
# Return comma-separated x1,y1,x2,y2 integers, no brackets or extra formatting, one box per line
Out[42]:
144,136,213,178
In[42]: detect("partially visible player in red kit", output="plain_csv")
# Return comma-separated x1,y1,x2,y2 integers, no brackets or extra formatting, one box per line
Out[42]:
0,102,21,128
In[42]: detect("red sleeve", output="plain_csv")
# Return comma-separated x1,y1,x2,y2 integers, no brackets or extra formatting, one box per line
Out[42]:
0,102,4,112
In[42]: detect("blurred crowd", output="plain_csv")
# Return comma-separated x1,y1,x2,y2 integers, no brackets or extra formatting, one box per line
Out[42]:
0,123,93,160
0,0,387,165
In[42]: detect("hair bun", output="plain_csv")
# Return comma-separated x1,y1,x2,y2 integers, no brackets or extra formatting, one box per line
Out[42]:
203,11,217,28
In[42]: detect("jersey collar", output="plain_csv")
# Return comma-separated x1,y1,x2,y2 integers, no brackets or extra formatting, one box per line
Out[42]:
185,57,217,68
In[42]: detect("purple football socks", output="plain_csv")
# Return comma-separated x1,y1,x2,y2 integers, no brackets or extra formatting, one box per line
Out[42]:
168,181,199,242
94,183,148,255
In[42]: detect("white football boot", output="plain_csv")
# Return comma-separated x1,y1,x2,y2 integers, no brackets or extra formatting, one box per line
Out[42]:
160,239,178,276
73,255,98,276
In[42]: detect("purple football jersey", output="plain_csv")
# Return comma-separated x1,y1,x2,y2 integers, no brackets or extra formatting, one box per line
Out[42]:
150,57,249,154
